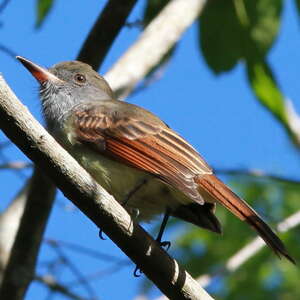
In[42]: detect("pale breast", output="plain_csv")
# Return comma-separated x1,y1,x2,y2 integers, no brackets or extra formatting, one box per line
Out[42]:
55,121,195,221
71,142,194,221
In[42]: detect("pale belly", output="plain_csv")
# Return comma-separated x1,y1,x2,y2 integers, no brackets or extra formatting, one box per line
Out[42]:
65,141,194,222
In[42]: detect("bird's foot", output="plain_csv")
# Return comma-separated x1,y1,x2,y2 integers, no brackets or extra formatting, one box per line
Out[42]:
133,266,143,277
98,229,106,240
131,208,140,219
158,240,171,251
132,236,171,278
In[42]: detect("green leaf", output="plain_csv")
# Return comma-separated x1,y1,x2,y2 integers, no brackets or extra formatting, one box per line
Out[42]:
295,0,300,19
199,0,242,73
244,0,282,56
246,60,288,126
35,0,54,28
199,0,282,73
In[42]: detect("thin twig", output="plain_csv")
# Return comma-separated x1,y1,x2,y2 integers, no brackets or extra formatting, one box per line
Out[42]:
0,0,10,14
43,238,130,287
0,161,32,170
125,19,143,29
68,260,130,285
0,147,28,179
44,239,125,262
47,240,96,299
0,44,17,58
35,274,90,300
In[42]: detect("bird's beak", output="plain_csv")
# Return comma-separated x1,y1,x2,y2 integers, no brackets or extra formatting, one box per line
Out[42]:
16,56,62,84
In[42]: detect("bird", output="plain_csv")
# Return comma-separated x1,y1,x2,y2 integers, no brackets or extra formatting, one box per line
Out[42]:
16,56,294,264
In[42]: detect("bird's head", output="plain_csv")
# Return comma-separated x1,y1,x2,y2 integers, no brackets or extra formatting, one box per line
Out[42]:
16,56,114,128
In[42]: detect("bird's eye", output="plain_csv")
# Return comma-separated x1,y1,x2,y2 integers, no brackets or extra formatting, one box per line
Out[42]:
74,73,86,84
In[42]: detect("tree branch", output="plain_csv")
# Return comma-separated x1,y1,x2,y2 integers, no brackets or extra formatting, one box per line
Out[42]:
35,274,90,300
105,0,207,97
0,168,56,299
0,76,214,299
77,0,138,70
0,182,29,279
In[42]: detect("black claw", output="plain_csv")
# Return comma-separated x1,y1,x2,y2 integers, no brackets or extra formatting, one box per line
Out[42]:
133,266,143,277
131,208,140,219
98,229,106,240
159,240,171,251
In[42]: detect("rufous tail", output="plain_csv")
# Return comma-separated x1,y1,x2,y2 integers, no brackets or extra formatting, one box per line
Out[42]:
195,174,295,264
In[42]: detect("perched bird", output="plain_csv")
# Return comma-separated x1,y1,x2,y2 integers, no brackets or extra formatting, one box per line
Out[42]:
17,56,294,263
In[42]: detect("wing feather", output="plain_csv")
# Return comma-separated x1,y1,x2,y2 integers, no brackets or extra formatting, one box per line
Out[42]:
73,102,212,204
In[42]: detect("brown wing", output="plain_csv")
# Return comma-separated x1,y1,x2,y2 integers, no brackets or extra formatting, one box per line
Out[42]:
71,102,295,263
72,101,212,204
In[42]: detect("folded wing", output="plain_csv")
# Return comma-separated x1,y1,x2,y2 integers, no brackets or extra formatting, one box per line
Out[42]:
72,101,212,204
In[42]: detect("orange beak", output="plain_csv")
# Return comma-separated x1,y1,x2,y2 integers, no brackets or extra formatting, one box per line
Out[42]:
16,56,62,84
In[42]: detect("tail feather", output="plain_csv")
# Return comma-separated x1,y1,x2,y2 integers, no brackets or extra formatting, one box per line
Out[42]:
196,174,295,264
172,203,222,234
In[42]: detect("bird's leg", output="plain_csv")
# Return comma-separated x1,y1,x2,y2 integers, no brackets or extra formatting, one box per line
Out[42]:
123,178,148,206
98,229,106,240
134,267,143,277
122,178,148,218
98,179,148,240
133,207,172,277
155,207,171,250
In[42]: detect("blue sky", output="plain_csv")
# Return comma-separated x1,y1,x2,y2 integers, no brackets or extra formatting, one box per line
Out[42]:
1,0,300,299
